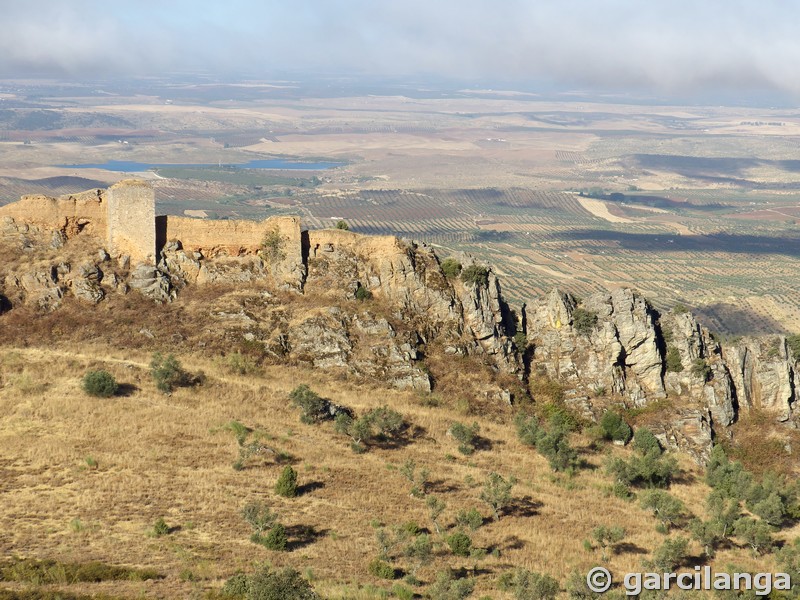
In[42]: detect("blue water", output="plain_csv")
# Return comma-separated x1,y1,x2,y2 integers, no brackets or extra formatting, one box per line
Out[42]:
58,159,344,171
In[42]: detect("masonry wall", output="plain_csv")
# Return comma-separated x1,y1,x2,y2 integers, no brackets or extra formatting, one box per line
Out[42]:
0,189,107,237
106,180,156,263
164,215,302,257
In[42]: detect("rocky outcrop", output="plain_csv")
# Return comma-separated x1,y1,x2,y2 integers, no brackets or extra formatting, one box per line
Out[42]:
724,337,797,421
129,264,173,303
526,287,664,406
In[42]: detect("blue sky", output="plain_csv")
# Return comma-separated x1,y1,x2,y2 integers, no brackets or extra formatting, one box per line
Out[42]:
3,1,800,99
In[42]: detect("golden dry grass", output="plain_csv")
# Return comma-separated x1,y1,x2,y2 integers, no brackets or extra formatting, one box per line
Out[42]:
0,341,792,599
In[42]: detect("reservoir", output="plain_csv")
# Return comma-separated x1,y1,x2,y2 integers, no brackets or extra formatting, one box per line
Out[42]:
59,159,345,171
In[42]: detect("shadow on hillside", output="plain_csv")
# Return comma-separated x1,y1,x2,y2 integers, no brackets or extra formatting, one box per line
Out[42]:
115,383,139,397
551,229,800,257
615,542,648,556
296,481,324,496
286,524,328,551
427,479,460,494
505,495,541,518
693,303,789,336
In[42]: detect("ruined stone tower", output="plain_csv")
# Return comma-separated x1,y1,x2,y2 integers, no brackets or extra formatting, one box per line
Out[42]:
106,180,156,264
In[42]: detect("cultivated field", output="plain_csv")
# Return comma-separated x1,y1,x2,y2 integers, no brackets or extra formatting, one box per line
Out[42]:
2,79,800,334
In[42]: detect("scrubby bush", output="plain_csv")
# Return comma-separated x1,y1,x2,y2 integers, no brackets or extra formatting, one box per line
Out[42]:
480,472,514,521
152,517,170,537
691,358,712,382
787,334,800,362
367,558,396,580
648,537,688,571
225,351,258,375
289,385,328,424
607,449,678,488
632,427,662,456
82,370,118,397
429,569,475,600
440,257,462,278
515,413,541,446
449,421,480,455
247,566,319,599
455,508,483,531
335,220,349,230
572,308,598,335
355,284,372,301
500,568,559,600
600,411,632,444
665,346,683,373
461,264,489,287
334,406,406,452
639,490,686,532
275,465,298,498
446,531,473,557
150,352,188,393
591,526,625,562
259,523,288,551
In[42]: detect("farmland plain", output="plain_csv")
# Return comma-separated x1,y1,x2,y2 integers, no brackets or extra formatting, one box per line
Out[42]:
2,78,800,335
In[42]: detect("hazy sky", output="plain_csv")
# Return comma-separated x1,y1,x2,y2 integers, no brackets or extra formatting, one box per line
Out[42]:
3,1,799,99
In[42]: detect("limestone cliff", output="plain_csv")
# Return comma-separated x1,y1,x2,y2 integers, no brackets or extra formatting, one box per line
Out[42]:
1,185,798,465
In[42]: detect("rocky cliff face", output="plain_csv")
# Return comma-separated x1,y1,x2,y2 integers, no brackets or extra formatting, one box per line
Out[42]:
523,286,798,462
2,197,798,465
0,213,518,396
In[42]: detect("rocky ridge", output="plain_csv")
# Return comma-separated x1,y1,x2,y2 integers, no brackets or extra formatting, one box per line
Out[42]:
1,211,798,464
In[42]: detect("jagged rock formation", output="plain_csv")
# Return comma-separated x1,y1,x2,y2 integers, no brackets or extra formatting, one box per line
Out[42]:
1,185,798,465
524,286,798,462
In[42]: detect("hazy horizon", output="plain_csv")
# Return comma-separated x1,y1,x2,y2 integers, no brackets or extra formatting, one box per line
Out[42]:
2,1,800,104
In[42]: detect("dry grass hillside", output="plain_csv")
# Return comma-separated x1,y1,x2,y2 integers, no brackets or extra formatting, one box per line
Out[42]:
0,331,797,598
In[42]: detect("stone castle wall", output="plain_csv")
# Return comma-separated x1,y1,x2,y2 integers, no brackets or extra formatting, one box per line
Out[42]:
163,215,302,257
0,189,107,238
107,180,156,264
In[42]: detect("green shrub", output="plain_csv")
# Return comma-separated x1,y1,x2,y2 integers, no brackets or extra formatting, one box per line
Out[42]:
536,426,578,473
607,449,678,488
222,571,250,596
504,568,559,600
355,284,372,301
82,370,119,398
600,411,632,444
150,352,187,393
391,583,414,600
275,465,298,498
247,566,319,599
673,303,689,314
335,406,406,451
632,427,662,456
665,346,683,373
787,334,800,362
259,523,288,551
367,558,396,580
242,501,278,534
151,517,170,537
289,385,328,424
335,220,350,230
449,421,480,455
572,308,598,335
429,570,475,600
440,257,462,278
225,351,258,375
461,265,489,287
515,413,541,446
691,358,712,382
261,229,286,262
514,331,529,349
455,508,484,531
480,472,514,521
648,537,689,572
446,531,473,557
